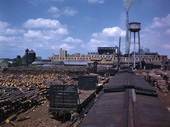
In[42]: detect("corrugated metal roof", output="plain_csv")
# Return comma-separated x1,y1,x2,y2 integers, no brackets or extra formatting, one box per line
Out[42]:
64,61,87,65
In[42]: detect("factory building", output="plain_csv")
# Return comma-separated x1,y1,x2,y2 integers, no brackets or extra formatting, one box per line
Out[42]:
49,48,168,65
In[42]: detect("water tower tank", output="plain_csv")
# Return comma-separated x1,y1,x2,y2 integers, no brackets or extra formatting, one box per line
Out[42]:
128,22,141,32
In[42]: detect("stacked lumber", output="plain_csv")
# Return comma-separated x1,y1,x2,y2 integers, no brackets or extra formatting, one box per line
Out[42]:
3,66,87,75
0,86,44,123
0,67,80,123
135,70,170,93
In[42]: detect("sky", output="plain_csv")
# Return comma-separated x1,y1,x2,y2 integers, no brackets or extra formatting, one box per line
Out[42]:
0,0,170,59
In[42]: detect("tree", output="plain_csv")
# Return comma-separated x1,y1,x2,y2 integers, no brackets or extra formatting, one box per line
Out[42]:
12,55,23,67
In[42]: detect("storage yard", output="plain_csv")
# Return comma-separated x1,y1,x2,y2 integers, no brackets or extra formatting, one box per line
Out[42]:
0,66,170,127
0,66,108,127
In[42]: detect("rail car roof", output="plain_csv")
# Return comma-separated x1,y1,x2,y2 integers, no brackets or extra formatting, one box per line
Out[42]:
79,71,170,127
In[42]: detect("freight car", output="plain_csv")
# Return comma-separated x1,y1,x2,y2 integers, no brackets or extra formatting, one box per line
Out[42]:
79,69,170,127
49,75,103,121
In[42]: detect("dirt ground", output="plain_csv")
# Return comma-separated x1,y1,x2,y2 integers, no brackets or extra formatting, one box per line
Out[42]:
1,90,95,127
1,100,72,127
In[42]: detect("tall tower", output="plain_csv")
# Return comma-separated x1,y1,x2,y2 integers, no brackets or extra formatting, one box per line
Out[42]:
59,48,67,60
125,11,130,55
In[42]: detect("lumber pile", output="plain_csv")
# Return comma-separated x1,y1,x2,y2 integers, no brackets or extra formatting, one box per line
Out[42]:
135,70,170,93
0,86,44,122
0,66,80,123
3,66,87,75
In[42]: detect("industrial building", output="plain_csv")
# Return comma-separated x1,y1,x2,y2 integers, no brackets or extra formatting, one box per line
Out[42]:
49,48,168,65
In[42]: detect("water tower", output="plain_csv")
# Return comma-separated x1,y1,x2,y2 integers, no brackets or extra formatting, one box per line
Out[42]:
128,22,141,69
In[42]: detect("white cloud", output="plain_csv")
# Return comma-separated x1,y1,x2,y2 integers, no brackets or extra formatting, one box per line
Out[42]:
55,28,68,34
0,21,9,29
48,6,60,13
6,29,25,35
0,19,71,58
92,27,125,38
103,27,125,37
0,36,22,43
63,7,78,16
151,14,170,28
89,38,106,47
23,18,68,41
0,21,25,35
59,43,74,50
88,0,104,4
87,38,115,51
24,30,43,38
63,37,83,43
0,28,24,35
24,29,68,40
86,26,125,51
14,19,67,39
5,29,19,34
48,6,78,18
48,6,60,18
141,14,170,57
23,18,62,29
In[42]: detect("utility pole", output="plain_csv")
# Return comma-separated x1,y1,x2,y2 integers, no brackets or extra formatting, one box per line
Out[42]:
118,37,121,71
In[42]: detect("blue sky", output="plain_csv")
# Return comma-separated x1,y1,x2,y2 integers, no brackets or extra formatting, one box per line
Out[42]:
0,0,170,59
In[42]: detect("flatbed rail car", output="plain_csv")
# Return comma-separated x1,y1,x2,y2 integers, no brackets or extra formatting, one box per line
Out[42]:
79,70,170,127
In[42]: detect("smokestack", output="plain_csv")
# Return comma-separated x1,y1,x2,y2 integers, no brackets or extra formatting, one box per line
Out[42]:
123,0,135,54
125,11,130,54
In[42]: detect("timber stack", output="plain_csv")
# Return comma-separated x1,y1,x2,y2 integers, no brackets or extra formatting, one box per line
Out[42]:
0,86,44,122
0,66,108,125
135,69,170,93
0,66,82,123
